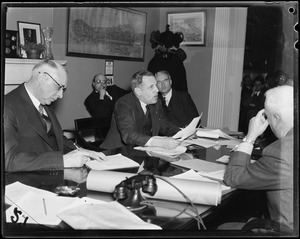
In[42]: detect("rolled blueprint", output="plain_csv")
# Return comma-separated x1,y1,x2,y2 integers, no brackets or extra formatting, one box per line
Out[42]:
87,170,222,206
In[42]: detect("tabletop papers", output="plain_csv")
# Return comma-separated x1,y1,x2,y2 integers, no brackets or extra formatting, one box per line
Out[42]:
57,197,161,230
87,170,222,206
134,145,187,158
5,190,77,226
171,159,227,181
85,153,139,170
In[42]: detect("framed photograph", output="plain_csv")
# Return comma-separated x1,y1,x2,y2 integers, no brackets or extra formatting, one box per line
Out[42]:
17,21,42,57
105,75,114,86
67,7,147,61
167,11,206,46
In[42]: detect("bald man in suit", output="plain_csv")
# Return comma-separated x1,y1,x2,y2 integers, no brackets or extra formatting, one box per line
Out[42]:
4,60,106,172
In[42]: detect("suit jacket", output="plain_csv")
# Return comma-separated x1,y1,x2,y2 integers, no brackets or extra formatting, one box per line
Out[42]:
160,90,199,128
101,92,180,149
224,129,294,230
84,85,129,124
4,84,76,172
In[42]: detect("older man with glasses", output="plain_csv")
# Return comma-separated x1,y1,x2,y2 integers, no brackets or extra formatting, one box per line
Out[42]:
84,73,129,126
4,60,106,173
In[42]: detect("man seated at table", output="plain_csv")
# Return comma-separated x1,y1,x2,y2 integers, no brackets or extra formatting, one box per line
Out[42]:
155,70,199,128
4,59,106,172
84,73,129,125
221,85,294,233
100,70,181,150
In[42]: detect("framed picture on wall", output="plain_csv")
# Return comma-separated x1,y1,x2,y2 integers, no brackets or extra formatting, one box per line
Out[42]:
17,21,42,58
167,11,206,46
67,7,147,61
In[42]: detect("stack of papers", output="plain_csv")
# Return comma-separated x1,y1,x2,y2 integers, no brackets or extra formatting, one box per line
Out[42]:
196,128,236,140
134,145,187,157
85,153,139,170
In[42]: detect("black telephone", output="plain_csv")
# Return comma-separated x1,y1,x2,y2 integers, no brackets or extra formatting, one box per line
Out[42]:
113,174,157,211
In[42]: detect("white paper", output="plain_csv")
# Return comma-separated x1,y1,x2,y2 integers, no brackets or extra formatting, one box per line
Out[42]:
183,138,218,148
86,170,222,206
85,153,139,170
171,158,226,174
196,128,236,140
172,113,202,140
57,199,161,230
5,181,57,206
134,145,186,157
6,191,77,226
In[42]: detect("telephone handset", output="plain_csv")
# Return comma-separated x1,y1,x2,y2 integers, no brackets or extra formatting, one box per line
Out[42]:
113,174,157,211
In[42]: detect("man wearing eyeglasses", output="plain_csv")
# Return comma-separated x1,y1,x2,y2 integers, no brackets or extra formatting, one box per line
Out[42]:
4,60,106,172
84,73,129,126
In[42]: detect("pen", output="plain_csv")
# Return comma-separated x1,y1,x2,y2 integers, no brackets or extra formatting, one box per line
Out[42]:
43,198,47,215
73,143,106,162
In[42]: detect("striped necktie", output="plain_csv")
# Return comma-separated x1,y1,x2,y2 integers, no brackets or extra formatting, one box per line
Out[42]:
38,104,51,132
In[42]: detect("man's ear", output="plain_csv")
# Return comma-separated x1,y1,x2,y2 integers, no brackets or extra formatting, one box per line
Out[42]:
134,87,142,96
272,113,281,128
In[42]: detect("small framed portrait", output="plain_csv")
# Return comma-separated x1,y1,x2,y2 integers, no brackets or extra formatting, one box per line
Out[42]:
105,75,114,86
17,21,42,57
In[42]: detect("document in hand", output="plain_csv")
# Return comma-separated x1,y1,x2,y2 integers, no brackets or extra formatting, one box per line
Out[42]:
172,113,203,140
85,153,139,170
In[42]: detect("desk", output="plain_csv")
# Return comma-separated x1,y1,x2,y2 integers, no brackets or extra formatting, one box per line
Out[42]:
4,145,260,236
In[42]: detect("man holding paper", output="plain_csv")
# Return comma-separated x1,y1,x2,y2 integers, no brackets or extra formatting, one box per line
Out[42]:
101,70,181,150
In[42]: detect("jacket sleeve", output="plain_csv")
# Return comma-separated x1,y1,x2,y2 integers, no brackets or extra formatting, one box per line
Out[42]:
4,104,64,172
114,100,151,146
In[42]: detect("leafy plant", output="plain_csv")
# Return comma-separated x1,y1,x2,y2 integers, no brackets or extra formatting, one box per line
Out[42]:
20,42,46,52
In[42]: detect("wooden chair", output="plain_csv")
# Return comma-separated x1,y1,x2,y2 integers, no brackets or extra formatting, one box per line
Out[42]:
73,117,110,152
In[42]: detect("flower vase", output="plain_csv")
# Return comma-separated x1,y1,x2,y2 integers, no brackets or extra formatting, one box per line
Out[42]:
42,27,54,60
26,49,44,59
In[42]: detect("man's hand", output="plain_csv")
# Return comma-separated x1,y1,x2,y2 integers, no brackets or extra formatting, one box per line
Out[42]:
63,148,107,168
63,167,89,183
247,109,269,142
99,88,106,100
151,136,181,150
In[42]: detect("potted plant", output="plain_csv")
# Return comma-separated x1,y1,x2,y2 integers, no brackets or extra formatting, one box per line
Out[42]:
20,42,46,59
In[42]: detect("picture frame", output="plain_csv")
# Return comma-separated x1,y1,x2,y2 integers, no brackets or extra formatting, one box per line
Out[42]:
67,7,147,61
167,11,206,46
17,21,42,58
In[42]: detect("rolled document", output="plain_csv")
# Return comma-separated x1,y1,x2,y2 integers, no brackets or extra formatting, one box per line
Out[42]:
87,170,222,206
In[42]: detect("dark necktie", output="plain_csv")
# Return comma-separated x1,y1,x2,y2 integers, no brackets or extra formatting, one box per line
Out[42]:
146,105,152,122
159,94,167,107
39,104,52,132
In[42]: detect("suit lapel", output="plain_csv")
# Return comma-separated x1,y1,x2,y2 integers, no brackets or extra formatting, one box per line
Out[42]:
18,85,59,150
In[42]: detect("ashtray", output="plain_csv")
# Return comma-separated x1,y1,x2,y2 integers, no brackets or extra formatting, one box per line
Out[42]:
55,186,80,197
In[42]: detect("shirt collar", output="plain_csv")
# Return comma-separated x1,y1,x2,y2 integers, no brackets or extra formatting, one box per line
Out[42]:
163,89,172,105
24,83,41,110
140,100,148,114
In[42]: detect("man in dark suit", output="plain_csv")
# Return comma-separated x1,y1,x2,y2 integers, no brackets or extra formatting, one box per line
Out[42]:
155,70,199,128
101,70,181,150
84,73,129,125
221,85,294,232
4,60,106,172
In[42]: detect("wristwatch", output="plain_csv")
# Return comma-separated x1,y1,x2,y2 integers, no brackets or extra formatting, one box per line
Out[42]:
242,137,255,145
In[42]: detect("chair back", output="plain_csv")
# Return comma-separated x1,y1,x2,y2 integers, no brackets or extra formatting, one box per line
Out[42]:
74,117,110,151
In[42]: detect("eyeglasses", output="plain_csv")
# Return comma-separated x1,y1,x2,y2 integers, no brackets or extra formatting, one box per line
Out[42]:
156,79,170,86
94,79,107,84
41,72,66,91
